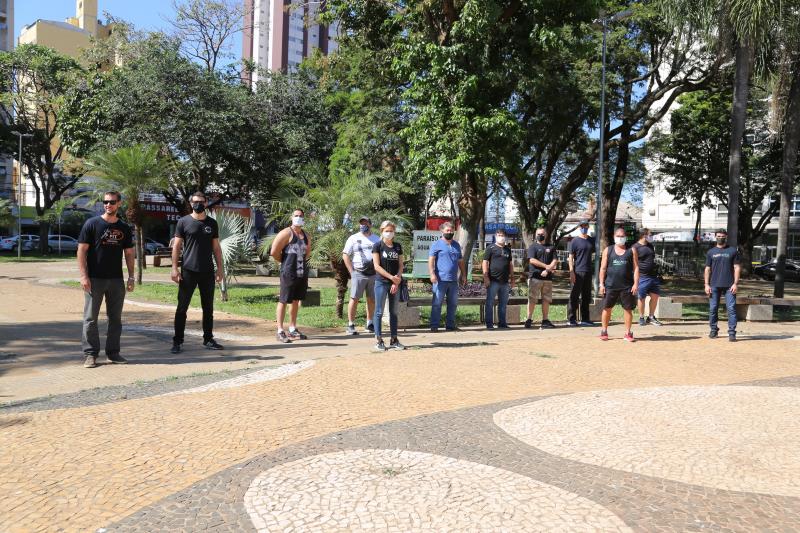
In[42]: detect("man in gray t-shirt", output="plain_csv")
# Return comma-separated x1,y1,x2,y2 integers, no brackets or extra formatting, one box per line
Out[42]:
342,216,380,335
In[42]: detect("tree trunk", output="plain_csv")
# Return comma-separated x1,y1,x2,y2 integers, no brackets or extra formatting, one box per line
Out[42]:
693,202,703,253
739,238,754,279
727,41,754,249
455,175,485,274
135,224,144,284
38,220,50,255
774,55,800,297
331,257,350,319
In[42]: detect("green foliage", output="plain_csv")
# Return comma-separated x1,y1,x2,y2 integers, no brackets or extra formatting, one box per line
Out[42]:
208,208,254,287
0,198,12,230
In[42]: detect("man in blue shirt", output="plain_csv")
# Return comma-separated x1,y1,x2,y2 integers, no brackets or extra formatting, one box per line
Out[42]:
704,228,741,341
428,221,466,332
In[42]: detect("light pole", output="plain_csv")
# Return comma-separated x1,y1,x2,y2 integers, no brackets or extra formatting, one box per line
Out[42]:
593,9,633,293
11,132,34,259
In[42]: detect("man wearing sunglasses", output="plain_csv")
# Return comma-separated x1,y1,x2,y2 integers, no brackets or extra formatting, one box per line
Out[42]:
77,191,135,368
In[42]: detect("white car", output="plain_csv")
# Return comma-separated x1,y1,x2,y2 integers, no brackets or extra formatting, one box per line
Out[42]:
0,234,40,251
47,235,80,253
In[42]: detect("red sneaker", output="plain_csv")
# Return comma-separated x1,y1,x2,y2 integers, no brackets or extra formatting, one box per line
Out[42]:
599,330,609,341
624,332,635,342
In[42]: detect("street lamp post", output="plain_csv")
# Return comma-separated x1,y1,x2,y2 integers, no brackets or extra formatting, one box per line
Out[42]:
592,9,633,293
11,132,34,259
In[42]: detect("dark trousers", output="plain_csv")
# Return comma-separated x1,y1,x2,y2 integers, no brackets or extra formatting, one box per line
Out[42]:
82,278,126,356
568,271,593,323
173,269,215,344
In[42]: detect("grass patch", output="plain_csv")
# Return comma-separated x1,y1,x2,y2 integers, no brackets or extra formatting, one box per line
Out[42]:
0,252,75,263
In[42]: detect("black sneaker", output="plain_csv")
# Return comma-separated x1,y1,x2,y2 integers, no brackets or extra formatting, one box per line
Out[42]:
106,353,128,364
374,338,387,352
83,355,98,368
498,324,511,329
277,331,292,344
709,330,718,339
445,327,462,332
366,323,375,333
346,324,358,335
578,321,595,327
486,325,495,330
170,343,182,354
649,316,663,326
288,329,307,340
638,316,647,326
430,327,440,333
568,320,579,327
389,337,405,351
728,334,737,342
524,318,533,329
204,339,224,350
540,319,556,329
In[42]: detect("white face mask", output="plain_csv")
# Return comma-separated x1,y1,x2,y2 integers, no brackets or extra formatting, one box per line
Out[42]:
292,216,304,227
614,236,626,246
382,231,395,240
495,235,506,245
645,235,653,243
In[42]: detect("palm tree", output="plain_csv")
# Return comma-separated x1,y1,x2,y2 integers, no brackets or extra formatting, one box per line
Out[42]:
209,208,254,299
265,165,410,318
660,0,781,250
84,144,167,284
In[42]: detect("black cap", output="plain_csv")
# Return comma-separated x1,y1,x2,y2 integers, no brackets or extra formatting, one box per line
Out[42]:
579,219,590,225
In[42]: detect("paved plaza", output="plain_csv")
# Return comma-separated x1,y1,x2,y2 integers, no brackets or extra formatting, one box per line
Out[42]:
2,261,800,532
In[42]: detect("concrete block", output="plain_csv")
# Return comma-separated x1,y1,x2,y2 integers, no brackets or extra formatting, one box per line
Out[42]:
302,289,321,307
738,304,773,322
383,301,421,328
590,298,604,322
654,297,683,320
483,303,522,325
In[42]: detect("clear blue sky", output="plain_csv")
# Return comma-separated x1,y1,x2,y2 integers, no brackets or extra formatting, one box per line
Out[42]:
15,0,243,58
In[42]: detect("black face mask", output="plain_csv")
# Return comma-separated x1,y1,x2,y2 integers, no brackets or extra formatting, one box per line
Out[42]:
443,233,454,241
536,234,546,242
716,237,727,245
191,202,205,213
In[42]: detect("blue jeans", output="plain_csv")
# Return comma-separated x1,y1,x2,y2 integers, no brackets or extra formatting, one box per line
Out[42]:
373,279,398,339
709,287,737,335
485,281,510,328
430,281,459,329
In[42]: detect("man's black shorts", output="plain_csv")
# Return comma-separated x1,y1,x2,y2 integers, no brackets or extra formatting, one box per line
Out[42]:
602,287,637,311
279,276,308,303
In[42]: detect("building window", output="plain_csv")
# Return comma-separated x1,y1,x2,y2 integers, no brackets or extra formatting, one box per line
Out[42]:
792,196,800,217
717,203,728,216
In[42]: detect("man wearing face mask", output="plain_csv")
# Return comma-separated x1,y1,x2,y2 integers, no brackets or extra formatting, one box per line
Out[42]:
704,229,741,342
632,228,662,326
598,226,640,342
271,209,312,343
428,221,466,332
483,229,515,329
525,227,558,329
342,216,380,335
170,191,225,354
567,219,596,326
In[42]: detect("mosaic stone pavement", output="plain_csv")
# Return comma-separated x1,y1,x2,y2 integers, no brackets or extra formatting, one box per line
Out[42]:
107,375,800,533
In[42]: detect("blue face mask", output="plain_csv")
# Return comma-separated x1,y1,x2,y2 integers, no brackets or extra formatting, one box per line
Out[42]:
579,227,589,235
359,225,370,234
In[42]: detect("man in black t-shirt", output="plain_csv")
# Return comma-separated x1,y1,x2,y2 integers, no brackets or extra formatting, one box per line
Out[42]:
525,227,558,329
170,191,225,353
77,191,135,368
567,219,596,326
482,229,515,329
632,228,663,326
704,229,741,341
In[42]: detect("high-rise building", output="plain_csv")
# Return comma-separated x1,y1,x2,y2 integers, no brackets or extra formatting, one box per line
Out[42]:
0,0,13,201
242,0,339,84
19,0,111,60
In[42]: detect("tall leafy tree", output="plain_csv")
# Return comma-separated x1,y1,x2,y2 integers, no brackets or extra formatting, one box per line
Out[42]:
0,44,84,252
84,144,168,283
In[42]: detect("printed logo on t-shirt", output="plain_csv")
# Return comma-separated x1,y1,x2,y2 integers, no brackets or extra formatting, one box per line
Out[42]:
203,225,213,234
611,258,627,267
100,228,125,246
382,248,399,260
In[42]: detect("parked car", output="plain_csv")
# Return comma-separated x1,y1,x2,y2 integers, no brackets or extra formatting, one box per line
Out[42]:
144,238,166,255
754,260,800,282
0,234,40,251
47,235,80,253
